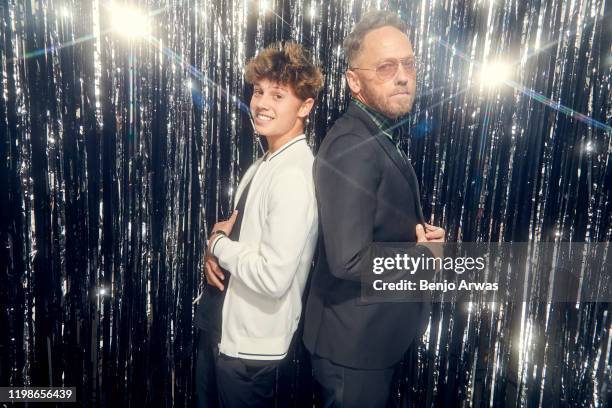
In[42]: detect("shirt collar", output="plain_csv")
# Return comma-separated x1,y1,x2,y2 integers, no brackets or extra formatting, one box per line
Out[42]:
351,98,398,141
263,134,307,161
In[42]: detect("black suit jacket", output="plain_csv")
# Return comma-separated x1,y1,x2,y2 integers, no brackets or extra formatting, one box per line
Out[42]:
303,101,433,369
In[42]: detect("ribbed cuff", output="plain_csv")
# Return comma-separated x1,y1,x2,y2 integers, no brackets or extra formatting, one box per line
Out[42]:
210,234,228,257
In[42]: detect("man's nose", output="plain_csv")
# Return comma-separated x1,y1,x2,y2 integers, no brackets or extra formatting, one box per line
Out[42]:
395,63,413,84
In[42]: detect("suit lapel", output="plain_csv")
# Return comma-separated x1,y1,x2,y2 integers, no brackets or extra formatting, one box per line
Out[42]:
346,103,414,185
404,158,426,224
346,103,427,224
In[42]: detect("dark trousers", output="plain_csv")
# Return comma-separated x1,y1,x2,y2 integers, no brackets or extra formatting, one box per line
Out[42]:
196,329,279,408
311,354,400,408
196,330,219,408
215,353,279,407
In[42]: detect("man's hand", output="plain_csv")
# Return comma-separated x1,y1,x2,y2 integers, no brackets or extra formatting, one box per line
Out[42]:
204,250,225,291
416,223,445,261
424,223,445,242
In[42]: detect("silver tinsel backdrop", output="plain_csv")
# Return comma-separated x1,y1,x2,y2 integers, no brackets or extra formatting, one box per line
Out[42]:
0,0,610,406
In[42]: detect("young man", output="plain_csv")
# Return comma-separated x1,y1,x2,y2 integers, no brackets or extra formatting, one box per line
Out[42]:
303,11,445,408
194,42,323,407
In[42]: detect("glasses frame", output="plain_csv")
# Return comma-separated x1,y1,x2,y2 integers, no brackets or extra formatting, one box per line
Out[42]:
350,57,420,81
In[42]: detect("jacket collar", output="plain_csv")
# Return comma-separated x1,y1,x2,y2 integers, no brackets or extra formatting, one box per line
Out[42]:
345,102,411,184
345,101,426,224
263,134,307,162
351,98,397,141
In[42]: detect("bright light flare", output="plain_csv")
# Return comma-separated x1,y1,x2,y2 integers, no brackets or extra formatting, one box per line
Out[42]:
109,4,151,39
480,60,511,88
309,4,316,19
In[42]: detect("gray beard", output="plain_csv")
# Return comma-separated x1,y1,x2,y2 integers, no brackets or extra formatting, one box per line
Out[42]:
361,86,412,120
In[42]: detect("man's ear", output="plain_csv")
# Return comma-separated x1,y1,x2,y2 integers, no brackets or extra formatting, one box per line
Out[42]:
345,69,361,95
297,97,315,119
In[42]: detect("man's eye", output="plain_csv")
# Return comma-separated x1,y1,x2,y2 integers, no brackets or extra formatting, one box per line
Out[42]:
402,60,416,69
378,63,395,72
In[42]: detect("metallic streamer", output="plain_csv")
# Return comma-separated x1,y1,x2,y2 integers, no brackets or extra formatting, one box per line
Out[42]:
0,0,610,406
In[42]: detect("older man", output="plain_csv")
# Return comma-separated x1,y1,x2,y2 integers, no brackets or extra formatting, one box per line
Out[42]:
303,10,445,407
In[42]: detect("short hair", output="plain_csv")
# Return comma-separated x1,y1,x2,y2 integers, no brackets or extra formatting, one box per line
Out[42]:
244,42,324,101
343,10,409,66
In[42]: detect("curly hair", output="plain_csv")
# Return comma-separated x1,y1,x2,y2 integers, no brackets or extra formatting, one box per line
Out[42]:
244,42,324,101
343,10,409,66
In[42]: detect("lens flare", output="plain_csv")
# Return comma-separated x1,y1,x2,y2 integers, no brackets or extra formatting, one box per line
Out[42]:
480,60,511,88
109,4,151,39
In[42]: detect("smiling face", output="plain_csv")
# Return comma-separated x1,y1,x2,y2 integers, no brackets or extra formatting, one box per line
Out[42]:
250,79,313,139
346,26,416,119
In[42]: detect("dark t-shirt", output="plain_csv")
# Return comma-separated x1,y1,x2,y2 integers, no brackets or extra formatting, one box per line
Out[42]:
194,175,255,340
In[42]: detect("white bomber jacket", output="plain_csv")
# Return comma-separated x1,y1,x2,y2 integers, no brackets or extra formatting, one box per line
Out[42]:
208,135,318,360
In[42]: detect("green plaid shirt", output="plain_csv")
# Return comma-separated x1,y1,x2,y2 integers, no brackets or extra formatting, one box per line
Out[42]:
351,98,398,142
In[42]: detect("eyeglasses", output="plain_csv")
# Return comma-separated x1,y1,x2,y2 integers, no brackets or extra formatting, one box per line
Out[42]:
350,58,418,81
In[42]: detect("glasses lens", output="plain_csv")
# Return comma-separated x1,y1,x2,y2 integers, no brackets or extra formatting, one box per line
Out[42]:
376,61,398,80
401,59,417,76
